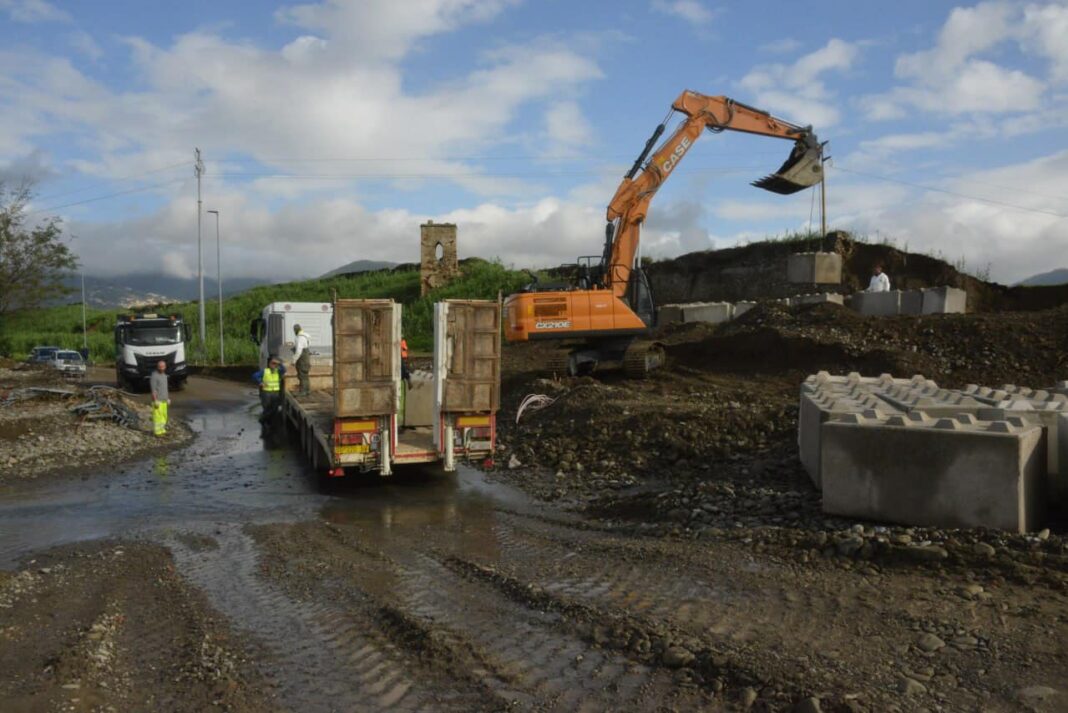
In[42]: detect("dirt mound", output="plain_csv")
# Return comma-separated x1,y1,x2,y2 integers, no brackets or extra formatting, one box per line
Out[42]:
646,231,1068,312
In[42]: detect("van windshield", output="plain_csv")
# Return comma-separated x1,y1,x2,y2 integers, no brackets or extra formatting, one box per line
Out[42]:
126,326,181,346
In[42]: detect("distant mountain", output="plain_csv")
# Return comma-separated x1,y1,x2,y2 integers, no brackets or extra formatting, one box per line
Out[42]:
1016,268,1068,286
321,259,398,278
61,273,273,309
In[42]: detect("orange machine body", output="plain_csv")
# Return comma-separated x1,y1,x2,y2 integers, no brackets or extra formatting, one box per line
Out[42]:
504,289,647,343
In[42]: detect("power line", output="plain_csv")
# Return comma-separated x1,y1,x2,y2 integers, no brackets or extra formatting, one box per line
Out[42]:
210,166,770,180
27,177,188,215
832,165,1068,220
34,160,190,202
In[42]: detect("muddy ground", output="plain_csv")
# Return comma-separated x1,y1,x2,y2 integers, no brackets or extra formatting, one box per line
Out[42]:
0,362,193,484
0,303,1065,712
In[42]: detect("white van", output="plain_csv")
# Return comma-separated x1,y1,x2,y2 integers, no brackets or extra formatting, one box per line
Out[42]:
249,302,333,369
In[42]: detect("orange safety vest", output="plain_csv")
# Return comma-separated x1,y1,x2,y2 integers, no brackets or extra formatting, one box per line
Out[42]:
401,338,408,360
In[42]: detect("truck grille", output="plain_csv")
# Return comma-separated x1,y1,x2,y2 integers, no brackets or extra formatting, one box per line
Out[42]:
134,352,176,373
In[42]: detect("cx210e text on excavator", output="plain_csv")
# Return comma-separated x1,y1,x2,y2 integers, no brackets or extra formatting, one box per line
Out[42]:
502,90,824,377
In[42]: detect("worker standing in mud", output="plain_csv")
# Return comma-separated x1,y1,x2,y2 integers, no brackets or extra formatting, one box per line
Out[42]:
293,324,311,396
866,263,891,292
149,360,169,437
253,356,286,427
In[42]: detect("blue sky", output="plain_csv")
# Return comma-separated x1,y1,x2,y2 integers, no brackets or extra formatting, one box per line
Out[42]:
1,0,1066,282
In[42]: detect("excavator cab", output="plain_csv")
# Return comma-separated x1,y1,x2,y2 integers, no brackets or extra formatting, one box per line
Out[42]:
752,133,824,195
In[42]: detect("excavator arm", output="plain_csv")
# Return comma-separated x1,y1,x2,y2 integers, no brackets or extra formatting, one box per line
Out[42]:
601,91,823,298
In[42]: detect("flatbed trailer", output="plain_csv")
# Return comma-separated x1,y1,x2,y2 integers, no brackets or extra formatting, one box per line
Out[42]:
281,298,500,476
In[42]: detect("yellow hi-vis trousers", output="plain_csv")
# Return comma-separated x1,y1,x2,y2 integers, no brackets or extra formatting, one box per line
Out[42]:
152,401,168,436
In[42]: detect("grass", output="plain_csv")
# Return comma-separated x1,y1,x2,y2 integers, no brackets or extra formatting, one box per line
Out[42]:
0,259,532,365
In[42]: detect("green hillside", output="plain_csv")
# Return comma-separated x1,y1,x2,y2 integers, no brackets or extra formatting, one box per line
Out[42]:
0,259,531,365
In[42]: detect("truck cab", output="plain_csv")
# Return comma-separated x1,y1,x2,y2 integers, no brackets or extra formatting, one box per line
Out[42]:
114,313,191,390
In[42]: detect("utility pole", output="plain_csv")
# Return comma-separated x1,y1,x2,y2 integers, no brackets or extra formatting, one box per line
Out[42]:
81,271,87,351
195,148,206,349
207,210,223,365
820,144,830,238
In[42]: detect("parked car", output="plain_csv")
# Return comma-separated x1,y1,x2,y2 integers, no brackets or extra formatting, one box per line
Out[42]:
48,350,87,378
28,346,61,363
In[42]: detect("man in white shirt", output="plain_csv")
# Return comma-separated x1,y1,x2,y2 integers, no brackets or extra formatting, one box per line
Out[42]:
866,264,891,292
293,324,312,396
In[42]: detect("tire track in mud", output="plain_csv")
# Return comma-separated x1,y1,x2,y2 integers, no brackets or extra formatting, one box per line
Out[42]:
167,525,478,713
254,521,713,712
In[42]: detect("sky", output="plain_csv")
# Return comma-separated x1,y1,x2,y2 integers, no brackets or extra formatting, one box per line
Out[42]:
1,0,1066,284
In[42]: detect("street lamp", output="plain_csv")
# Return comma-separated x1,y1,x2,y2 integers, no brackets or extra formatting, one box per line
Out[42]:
206,210,224,365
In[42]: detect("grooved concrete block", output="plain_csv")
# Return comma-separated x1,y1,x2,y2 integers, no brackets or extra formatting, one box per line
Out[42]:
680,302,733,324
821,415,1047,533
852,290,902,316
733,301,757,318
922,287,967,314
793,293,845,307
657,304,684,325
900,290,923,315
787,252,842,284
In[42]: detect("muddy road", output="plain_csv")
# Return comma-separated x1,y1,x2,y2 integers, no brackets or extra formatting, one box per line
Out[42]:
1,376,1065,712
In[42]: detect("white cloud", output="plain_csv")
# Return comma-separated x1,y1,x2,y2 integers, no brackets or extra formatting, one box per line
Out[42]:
0,0,69,23
651,0,718,25
68,31,103,61
834,151,1068,283
543,101,595,152
861,1,1063,119
738,38,858,127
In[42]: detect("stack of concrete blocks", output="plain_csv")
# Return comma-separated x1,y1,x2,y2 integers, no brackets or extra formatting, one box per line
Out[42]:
799,371,1064,532
851,290,902,317
680,302,733,324
921,287,967,314
821,411,1046,533
798,372,914,488
848,287,966,317
964,384,1068,505
657,302,735,326
787,252,842,284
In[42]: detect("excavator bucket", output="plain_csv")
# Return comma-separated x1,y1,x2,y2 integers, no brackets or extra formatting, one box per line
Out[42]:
752,135,823,195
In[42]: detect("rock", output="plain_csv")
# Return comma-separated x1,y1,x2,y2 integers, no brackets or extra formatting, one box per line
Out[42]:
973,542,996,558
835,535,864,557
905,545,948,562
917,633,945,652
1036,528,1050,541
899,677,927,695
1017,685,1056,701
507,454,521,470
740,687,758,708
959,584,984,598
661,646,694,668
794,697,823,713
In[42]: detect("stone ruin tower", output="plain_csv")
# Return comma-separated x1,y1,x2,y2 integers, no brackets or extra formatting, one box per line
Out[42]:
420,221,460,296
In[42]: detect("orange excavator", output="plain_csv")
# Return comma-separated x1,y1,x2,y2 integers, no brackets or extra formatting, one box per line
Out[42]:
503,90,824,376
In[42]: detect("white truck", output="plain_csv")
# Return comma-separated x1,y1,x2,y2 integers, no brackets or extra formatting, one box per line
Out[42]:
281,298,500,476
249,302,334,391
114,313,191,390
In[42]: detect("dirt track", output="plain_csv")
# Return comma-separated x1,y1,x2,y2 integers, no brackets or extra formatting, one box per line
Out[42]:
1,303,1067,712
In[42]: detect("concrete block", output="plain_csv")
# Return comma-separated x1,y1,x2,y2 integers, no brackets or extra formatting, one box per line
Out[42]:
900,290,923,315
921,287,967,314
787,252,842,284
792,293,845,307
680,302,733,324
821,415,1047,533
657,304,684,326
733,301,757,318
851,290,902,317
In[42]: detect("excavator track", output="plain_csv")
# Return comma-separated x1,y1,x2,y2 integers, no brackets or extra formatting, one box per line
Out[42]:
622,340,666,378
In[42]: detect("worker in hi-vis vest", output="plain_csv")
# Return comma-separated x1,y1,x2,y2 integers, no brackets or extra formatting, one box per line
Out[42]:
149,360,170,436
253,356,287,426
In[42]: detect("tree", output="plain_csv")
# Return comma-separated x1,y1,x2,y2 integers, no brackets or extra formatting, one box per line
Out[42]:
0,182,78,315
